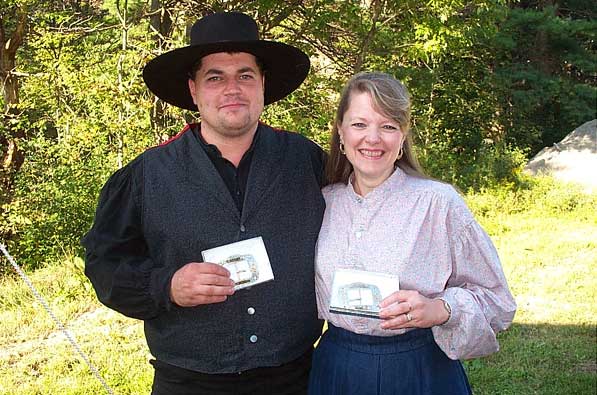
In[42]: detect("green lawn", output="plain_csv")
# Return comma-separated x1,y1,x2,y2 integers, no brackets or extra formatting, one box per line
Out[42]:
462,212,596,395
1,178,596,394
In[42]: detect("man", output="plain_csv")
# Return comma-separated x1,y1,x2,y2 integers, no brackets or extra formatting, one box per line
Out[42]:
82,12,325,394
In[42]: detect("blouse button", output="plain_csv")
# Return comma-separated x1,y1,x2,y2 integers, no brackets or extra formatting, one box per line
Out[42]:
355,231,363,238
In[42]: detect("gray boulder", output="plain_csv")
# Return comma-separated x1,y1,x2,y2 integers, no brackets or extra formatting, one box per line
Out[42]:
524,119,597,193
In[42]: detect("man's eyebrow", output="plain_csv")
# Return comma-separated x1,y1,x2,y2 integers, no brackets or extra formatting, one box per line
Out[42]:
203,69,224,75
203,67,258,75
237,67,257,74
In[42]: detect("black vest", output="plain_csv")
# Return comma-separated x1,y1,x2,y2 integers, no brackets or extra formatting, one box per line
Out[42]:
141,124,325,373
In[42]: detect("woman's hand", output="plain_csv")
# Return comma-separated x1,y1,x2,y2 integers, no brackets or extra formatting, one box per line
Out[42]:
378,290,449,330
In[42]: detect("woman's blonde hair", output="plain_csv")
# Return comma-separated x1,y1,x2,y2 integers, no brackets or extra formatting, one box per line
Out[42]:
325,72,427,185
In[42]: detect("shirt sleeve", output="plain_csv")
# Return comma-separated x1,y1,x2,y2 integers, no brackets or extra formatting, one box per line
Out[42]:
431,199,517,360
81,157,177,320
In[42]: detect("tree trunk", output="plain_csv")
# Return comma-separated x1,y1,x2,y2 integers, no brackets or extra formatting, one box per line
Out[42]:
354,0,384,73
149,0,173,144
0,8,27,210
532,0,558,74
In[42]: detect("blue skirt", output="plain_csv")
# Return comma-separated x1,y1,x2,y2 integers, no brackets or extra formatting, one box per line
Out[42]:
308,324,472,395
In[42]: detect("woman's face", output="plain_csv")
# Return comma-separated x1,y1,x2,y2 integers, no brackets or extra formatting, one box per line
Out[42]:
338,91,404,193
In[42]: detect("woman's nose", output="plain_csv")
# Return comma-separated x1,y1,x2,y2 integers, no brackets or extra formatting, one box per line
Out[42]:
364,127,381,143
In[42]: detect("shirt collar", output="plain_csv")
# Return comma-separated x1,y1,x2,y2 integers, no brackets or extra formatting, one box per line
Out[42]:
195,124,261,162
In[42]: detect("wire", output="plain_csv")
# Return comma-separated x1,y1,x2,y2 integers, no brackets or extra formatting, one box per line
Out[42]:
0,243,115,395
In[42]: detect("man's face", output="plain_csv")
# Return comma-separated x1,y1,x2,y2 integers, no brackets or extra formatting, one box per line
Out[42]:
188,52,265,140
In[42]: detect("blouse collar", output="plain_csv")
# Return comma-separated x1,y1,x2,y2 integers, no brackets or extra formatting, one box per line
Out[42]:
346,166,407,203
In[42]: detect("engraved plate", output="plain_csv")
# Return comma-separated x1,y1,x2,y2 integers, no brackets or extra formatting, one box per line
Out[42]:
329,269,399,319
202,237,274,290
221,254,259,285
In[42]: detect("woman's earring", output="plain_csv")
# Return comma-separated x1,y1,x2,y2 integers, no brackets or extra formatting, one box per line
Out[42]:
339,137,346,155
396,144,404,160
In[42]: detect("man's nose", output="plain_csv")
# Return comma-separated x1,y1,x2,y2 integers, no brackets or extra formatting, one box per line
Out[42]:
223,78,242,94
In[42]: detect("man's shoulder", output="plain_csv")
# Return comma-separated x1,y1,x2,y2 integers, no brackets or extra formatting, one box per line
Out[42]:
260,123,306,141
156,124,196,147
143,124,196,157
260,123,324,154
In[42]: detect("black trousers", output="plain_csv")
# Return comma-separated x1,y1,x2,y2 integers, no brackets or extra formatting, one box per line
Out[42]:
151,348,313,395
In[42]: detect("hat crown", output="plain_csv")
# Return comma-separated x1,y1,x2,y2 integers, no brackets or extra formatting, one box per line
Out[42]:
190,12,260,46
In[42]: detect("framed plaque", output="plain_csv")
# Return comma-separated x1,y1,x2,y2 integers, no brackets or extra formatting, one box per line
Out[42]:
201,237,274,290
329,269,399,318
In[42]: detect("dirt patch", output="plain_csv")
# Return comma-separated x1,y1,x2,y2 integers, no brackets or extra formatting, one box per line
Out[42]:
575,361,596,374
0,307,139,364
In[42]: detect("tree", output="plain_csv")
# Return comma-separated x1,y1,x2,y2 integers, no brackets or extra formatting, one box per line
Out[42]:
148,0,174,142
495,0,597,155
1,0,155,266
1,1,28,208
3,0,594,269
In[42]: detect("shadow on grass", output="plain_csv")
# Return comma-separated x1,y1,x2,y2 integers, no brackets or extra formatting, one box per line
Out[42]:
464,322,596,395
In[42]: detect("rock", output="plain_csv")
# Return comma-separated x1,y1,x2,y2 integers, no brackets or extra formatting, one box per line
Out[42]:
524,119,597,193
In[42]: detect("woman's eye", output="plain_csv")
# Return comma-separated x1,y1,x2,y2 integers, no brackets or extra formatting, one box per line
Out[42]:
352,123,366,128
382,125,399,132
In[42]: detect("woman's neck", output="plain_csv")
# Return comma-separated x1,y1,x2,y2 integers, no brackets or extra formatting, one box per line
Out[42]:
352,169,394,197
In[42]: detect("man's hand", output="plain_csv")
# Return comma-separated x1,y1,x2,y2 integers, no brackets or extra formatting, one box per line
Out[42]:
170,262,235,307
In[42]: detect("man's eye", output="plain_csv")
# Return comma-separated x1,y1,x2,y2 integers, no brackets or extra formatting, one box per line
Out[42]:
240,74,254,80
207,76,222,81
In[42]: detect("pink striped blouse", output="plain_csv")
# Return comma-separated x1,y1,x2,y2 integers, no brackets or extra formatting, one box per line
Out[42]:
314,167,516,360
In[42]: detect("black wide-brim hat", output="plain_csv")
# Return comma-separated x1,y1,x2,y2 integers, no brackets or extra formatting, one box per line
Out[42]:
143,12,310,111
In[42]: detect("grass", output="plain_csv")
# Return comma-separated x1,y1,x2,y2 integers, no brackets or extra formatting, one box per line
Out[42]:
462,177,596,394
1,176,596,394
0,258,152,394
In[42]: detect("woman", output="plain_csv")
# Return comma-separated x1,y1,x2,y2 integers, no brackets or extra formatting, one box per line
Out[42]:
309,72,516,395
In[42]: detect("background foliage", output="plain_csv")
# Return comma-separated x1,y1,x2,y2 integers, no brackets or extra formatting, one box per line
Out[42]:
0,0,595,270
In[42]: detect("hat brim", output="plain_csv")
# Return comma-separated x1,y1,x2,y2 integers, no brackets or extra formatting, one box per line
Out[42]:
142,41,310,111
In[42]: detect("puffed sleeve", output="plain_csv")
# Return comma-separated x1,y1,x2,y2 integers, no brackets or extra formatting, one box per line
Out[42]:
431,198,516,360
81,157,177,320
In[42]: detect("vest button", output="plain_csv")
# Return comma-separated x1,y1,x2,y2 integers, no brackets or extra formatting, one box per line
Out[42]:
240,224,246,232
247,307,255,315
249,334,258,343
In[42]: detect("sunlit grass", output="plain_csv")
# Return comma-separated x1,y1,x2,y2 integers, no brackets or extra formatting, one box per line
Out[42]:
0,258,151,394
463,177,596,395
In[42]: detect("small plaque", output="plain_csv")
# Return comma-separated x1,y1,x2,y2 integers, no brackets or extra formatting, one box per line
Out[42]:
329,269,399,319
201,237,274,290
